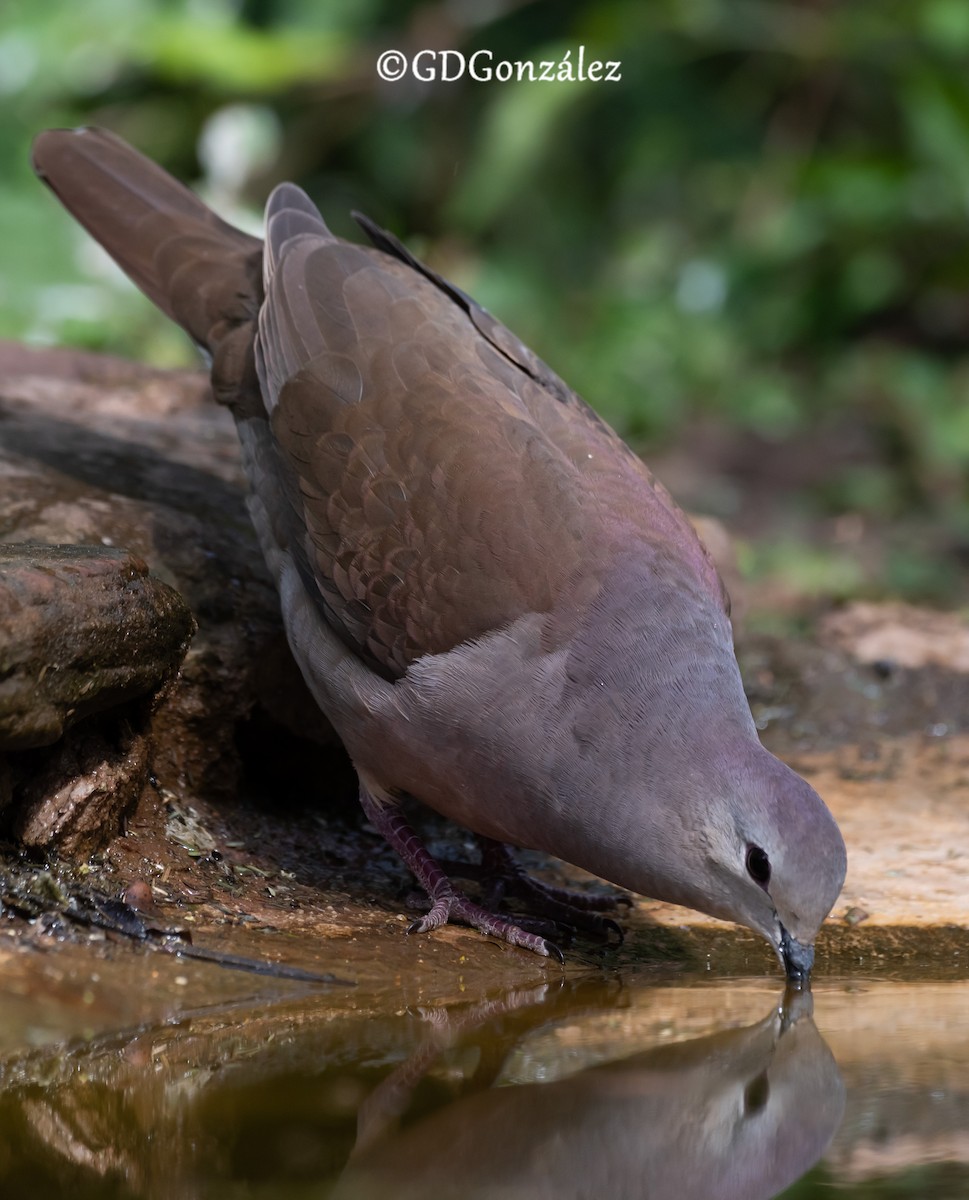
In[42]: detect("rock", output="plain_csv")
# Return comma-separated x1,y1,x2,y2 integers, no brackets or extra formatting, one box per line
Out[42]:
0,543,194,751
0,341,342,854
0,539,195,856
820,601,969,673
8,710,153,855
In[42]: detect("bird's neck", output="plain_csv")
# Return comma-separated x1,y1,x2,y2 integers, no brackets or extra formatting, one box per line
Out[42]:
556,544,755,741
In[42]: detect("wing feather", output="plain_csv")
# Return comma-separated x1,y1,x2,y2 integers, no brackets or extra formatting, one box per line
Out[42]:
254,195,728,678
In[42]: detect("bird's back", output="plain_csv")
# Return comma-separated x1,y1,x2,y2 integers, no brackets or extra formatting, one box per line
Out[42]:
33,127,728,683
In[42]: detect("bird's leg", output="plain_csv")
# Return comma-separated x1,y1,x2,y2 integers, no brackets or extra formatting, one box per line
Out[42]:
358,785,565,962
476,837,630,943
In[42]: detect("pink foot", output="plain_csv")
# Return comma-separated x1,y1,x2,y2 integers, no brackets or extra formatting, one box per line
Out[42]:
360,787,566,962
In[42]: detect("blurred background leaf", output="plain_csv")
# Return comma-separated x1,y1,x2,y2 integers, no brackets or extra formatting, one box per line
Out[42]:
2,0,968,611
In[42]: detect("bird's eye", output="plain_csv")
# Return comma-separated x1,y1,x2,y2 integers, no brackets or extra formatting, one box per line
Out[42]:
743,1071,770,1116
746,845,771,888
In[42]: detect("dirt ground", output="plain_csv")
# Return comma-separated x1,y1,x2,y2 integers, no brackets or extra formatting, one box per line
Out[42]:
2,630,966,996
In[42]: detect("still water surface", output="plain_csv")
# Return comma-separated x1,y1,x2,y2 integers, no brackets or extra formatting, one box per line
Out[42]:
0,951,966,1199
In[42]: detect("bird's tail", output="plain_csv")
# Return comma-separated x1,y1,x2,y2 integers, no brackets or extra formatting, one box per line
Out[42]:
31,126,262,354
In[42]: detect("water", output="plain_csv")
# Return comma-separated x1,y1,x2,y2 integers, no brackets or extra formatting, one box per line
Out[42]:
0,944,966,1199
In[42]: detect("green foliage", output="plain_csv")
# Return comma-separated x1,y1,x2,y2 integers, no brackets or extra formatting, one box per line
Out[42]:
3,0,968,601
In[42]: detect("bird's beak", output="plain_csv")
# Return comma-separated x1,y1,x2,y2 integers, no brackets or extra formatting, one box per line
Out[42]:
779,926,814,988
779,982,814,1030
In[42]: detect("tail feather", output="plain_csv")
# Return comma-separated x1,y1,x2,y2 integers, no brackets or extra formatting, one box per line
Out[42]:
31,126,262,352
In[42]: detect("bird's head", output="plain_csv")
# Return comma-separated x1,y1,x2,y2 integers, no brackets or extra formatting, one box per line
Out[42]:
692,746,847,985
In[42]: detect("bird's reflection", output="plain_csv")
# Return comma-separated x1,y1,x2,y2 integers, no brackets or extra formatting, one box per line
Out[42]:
0,977,843,1198
334,985,845,1200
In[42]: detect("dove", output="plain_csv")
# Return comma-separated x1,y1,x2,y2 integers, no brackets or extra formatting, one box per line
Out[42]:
31,126,846,979
333,988,844,1200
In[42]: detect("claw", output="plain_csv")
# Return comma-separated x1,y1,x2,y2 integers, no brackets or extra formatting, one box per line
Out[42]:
544,940,566,965
602,917,625,945
477,838,631,930
361,787,571,960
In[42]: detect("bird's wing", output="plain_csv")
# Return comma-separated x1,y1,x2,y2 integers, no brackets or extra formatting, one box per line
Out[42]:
353,214,604,418
353,213,729,619
255,191,727,680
